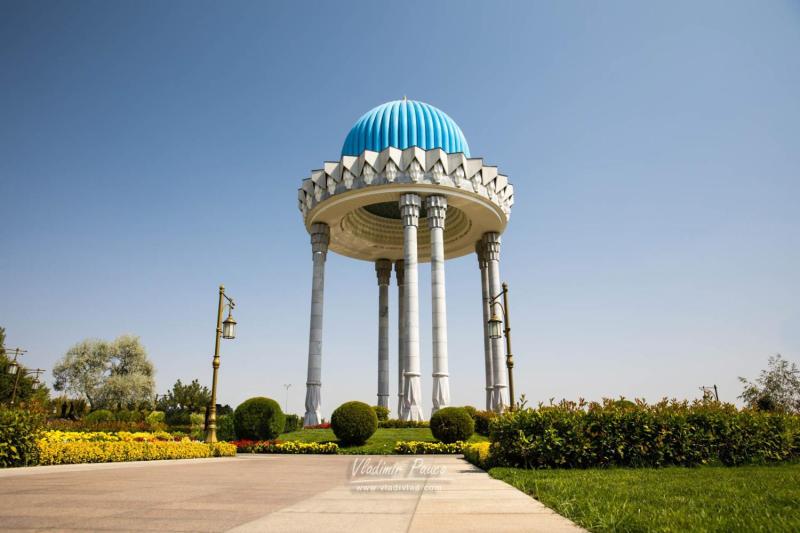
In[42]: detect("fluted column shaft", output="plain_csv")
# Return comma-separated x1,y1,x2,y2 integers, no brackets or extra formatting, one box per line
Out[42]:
476,241,494,411
426,195,450,414
304,223,329,426
395,260,405,417
376,259,392,409
484,232,509,412
400,193,424,421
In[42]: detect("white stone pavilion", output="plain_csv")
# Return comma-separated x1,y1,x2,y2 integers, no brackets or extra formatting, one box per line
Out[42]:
297,99,514,425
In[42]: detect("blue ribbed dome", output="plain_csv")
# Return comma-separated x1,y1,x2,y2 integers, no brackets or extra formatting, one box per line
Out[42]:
341,100,470,157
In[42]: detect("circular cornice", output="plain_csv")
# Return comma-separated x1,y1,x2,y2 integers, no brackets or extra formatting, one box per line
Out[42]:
298,146,513,262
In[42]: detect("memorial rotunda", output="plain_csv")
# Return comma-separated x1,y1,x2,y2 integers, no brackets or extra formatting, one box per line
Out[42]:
297,99,514,424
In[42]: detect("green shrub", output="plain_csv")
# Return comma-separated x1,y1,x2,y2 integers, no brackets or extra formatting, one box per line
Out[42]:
189,412,205,428
372,406,390,421
114,409,144,423
0,407,44,467
430,407,475,444
216,414,235,441
84,409,114,424
473,410,497,436
331,401,378,445
490,399,800,469
165,409,191,427
462,405,478,419
233,397,285,441
283,414,301,433
146,411,166,430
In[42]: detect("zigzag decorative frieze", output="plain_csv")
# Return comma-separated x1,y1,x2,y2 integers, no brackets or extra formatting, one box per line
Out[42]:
298,147,514,220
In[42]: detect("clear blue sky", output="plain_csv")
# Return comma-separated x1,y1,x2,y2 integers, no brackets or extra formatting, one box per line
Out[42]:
2,0,798,415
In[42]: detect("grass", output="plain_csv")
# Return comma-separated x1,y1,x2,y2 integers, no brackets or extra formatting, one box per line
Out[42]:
490,463,800,533
278,427,487,454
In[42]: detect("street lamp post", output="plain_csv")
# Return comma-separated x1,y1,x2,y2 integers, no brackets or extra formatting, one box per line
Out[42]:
488,282,516,411
283,383,291,413
6,348,44,406
206,284,237,443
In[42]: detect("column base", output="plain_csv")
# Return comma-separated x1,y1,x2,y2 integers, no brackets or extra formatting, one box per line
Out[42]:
492,385,509,413
485,387,494,412
431,374,450,414
401,373,425,421
303,382,322,426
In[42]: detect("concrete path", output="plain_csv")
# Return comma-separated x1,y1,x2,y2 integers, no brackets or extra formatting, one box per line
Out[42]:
0,455,583,532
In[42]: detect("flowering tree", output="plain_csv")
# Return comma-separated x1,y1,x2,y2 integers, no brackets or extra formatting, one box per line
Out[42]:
53,335,155,410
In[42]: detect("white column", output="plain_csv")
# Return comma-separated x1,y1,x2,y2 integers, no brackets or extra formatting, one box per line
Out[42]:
303,223,329,426
400,193,424,421
426,195,450,414
375,259,392,409
483,232,509,412
394,259,405,418
476,241,494,411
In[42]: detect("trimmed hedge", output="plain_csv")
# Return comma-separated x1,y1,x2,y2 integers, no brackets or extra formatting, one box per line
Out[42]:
331,401,378,445
216,414,235,442
283,414,301,433
372,406,390,421
430,407,474,443
0,407,43,467
233,397,284,441
490,399,800,469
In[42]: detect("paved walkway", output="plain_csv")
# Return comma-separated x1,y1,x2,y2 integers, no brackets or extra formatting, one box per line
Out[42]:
0,455,583,532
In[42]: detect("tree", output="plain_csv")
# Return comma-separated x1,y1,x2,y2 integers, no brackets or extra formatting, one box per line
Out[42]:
53,335,155,410
156,379,211,413
738,354,800,413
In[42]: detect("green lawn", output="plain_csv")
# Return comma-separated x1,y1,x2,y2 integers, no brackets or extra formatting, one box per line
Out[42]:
278,427,487,454
490,463,800,533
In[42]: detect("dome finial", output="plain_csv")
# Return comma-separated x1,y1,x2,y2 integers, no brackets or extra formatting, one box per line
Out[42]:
403,95,407,101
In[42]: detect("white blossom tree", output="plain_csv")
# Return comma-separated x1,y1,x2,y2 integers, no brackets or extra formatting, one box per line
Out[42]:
53,335,155,409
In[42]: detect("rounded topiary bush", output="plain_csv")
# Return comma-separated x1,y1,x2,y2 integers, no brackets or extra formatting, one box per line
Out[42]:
331,401,378,445
233,397,285,441
462,405,478,419
430,407,474,443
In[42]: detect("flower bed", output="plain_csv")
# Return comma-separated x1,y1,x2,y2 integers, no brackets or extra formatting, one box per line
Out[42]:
36,430,236,465
393,440,467,454
234,439,338,454
303,423,331,429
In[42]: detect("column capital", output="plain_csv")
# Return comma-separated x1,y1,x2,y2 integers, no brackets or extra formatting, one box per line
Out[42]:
425,195,447,230
482,232,501,262
399,193,421,227
375,259,392,286
475,240,488,269
394,259,405,285
310,223,330,257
